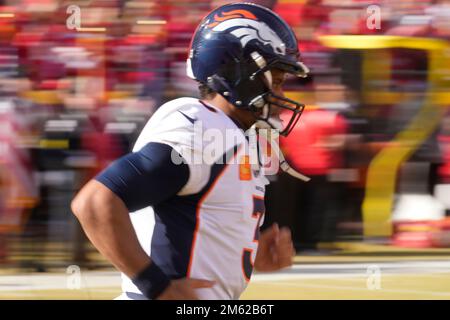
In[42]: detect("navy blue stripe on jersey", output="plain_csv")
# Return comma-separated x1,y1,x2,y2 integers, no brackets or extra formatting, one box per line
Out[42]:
124,292,147,300
178,111,197,124
242,248,253,282
95,142,189,212
150,144,241,279
199,100,218,113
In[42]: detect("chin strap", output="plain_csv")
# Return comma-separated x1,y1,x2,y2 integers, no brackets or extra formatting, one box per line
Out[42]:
249,122,310,182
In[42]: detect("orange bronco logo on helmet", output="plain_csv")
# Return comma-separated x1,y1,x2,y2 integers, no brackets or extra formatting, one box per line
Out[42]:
206,9,286,56
207,10,257,28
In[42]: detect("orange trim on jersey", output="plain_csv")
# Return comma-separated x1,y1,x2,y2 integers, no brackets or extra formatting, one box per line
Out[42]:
186,146,242,278
266,141,272,158
239,155,252,181
207,9,258,28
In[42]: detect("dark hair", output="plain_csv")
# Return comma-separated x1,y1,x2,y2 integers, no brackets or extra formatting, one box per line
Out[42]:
198,83,217,100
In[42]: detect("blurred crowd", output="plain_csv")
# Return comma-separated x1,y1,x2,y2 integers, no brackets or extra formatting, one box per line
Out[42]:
1,0,450,269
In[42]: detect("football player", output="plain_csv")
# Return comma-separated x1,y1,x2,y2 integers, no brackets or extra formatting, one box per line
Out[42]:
71,2,309,300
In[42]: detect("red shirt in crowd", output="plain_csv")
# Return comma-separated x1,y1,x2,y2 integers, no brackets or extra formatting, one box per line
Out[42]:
280,108,347,176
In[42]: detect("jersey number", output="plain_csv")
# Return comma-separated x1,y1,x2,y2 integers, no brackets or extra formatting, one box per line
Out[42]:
242,196,265,282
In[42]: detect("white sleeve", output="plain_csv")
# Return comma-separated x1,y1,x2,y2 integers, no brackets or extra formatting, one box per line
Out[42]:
133,110,210,196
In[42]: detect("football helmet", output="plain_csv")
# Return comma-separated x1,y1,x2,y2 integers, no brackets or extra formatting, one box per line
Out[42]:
187,2,309,136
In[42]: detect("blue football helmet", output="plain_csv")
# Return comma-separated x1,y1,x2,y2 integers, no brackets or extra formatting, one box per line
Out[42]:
186,2,309,136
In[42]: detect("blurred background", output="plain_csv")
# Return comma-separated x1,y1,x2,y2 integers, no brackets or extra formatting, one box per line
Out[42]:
1,0,450,276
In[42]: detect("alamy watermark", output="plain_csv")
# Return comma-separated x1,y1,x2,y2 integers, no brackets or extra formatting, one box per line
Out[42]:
66,265,82,290
366,265,382,290
66,5,81,31
169,121,280,175
366,5,381,30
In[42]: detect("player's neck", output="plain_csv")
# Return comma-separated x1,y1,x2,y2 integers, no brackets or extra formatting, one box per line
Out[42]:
203,95,252,131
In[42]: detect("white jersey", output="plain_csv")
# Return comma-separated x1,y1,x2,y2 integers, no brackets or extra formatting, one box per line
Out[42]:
119,97,269,300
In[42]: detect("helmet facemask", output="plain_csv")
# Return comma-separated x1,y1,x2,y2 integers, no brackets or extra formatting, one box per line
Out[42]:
238,51,308,137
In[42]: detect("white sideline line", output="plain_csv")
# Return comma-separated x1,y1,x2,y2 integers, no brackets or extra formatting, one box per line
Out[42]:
252,260,450,281
290,260,450,270
0,272,121,292
258,281,450,298
2,260,450,293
